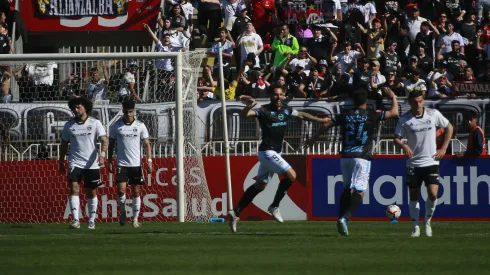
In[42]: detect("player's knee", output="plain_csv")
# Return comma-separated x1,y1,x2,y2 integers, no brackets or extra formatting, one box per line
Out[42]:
409,188,420,201
253,180,267,191
427,193,437,201
285,168,296,182
69,183,80,196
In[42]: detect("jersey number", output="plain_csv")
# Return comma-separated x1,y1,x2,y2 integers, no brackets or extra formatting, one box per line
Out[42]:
346,123,368,146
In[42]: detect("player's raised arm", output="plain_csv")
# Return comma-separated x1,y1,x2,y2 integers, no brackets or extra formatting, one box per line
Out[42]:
240,101,258,118
382,87,399,119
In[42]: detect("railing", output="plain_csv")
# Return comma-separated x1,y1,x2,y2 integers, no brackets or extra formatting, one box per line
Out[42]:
1,139,470,161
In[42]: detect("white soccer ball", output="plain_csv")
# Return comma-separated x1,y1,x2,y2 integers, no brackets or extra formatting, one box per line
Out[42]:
386,205,401,220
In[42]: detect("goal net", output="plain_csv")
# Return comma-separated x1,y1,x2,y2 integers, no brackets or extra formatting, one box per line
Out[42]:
0,51,216,223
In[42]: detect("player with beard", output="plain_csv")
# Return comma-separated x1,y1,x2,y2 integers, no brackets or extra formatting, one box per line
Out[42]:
227,85,328,233
59,97,108,230
303,87,399,236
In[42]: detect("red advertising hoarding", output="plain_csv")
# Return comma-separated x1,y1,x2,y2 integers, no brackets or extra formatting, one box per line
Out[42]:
0,156,308,223
20,0,160,32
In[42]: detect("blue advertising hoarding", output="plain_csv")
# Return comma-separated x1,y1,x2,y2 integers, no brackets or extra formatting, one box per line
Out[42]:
308,156,490,220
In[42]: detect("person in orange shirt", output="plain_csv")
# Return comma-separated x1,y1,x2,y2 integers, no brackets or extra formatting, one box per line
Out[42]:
456,112,487,157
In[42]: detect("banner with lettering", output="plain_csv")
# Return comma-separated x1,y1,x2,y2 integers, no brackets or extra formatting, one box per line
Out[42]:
282,0,338,25
453,82,490,96
35,0,128,17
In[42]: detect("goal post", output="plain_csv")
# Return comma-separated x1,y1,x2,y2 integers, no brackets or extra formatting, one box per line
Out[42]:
0,51,213,223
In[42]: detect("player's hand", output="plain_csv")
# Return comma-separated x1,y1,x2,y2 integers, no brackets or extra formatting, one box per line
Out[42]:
403,146,414,158
433,148,446,160
147,161,153,173
455,152,465,158
58,162,66,175
302,139,315,149
99,156,106,168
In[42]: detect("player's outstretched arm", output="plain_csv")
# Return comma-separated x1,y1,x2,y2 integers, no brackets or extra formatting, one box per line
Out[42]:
240,102,258,118
296,111,329,124
107,138,116,173
302,118,335,149
382,87,399,119
394,136,414,158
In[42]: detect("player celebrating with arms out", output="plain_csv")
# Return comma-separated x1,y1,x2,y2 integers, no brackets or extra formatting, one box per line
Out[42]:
59,97,108,230
394,91,453,237
227,85,328,233
108,100,153,228
304,87,399,236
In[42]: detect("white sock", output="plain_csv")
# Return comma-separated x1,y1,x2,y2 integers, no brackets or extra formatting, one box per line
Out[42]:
69,196,80,222
88,197,98,223
409,200,420,228
132,196,141,220
118,195,126,212
425,199,437,224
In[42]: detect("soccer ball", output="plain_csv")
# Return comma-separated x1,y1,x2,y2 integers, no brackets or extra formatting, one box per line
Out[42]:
386,205,401,220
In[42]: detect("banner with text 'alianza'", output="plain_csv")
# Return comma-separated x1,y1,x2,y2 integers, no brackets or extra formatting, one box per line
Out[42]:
308,156,490,221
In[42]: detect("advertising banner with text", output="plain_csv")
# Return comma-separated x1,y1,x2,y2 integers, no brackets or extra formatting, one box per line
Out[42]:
21,0,159,31
0,156,308,223
308,156,490,221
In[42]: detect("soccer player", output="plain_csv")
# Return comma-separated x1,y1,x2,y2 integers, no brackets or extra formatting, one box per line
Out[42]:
227,85,328,233
59,97,108,230
108,100,153,228
303,87,399,236
394,91,453,237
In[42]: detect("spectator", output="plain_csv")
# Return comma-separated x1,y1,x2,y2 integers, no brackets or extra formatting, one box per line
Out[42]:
428,74,453,99
86,64,110,102
263,73,291,99
330,41,365,74
357,18,385,58
317,60,330,77
402,68,427,96
117,61,142,103
379,40,401,74
198,0,222,47
162,21,190,51
400,55,419,80
436,21,466,55
285,64,307,98
434,12,448,34
12,65,33,102
303,67,329,99
396,24,411,63
207,28,234,81
413,21,439,59
460,13,478,47
480,18,490,61
414,42,434,76
251,0,277,39
406,6,427,43
367,60,386,97
438,40,466,77
478,64,490,82
0,70,10,103
383,67,405,96
238,69,268,99
455,111,487,157
0,22,11,54
288,46,317,76
197,76,216,103
60,73,82,99
168,4,188,34
271,24,299,69
307,25,338,63
352,57,371,89
236,22,263,68
295,25,313,46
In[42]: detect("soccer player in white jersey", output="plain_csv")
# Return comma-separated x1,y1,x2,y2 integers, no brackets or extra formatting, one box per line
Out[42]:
108,100,153,228
59,97,108,230
394,91,453,237
227,85,328,233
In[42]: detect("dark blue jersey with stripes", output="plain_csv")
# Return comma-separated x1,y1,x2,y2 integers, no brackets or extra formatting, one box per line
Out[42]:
253,104,298,153
333,108,386,160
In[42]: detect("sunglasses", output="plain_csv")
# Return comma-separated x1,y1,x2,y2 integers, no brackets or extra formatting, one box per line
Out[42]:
388,73,395,76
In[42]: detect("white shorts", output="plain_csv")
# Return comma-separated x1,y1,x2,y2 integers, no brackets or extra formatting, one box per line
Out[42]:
256,150,291,183
340,158,371,192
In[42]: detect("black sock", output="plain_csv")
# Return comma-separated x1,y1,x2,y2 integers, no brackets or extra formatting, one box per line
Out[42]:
338,189,351,219
270,178,294,208
234,185,262,217
344,191,363,220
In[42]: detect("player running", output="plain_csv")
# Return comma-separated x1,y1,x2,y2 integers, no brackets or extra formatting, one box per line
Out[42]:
394,91,453,237
108,100,153,228
59,97,108,230
303,87,399,236
227,85,328,233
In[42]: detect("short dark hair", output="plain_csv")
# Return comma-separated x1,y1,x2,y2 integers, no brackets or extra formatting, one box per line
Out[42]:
122,99,136,110
218,27,227,33
270,84,284,93
467,111,479,120
68,97,93,114
351,88,368,107
409,90,424,98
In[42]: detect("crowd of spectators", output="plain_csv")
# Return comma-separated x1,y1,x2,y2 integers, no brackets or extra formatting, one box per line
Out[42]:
193,0,490,103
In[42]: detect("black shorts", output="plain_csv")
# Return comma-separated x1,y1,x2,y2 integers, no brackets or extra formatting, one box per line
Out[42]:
406,165,440,188
116,166,144,185
68,167,102,189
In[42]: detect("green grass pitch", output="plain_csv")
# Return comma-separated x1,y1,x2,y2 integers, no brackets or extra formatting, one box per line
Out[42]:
1,221,489,275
